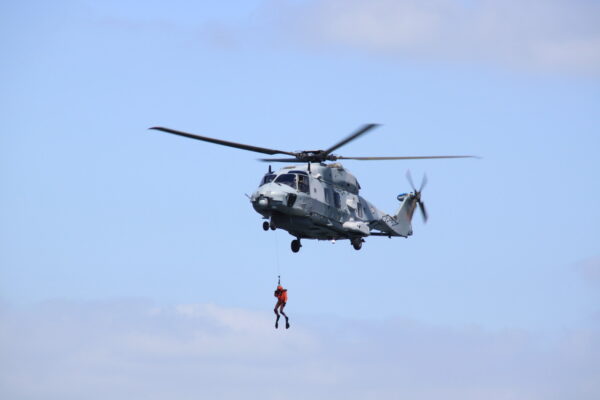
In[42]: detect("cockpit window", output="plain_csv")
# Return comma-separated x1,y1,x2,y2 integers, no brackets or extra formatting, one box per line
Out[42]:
259,174,276,186
274,173,296,189
273,173,310,193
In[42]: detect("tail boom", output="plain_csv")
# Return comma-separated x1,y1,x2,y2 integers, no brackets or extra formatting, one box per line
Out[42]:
372,194,418,237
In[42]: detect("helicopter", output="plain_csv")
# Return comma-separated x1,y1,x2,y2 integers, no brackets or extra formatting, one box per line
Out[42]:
150,124,475,252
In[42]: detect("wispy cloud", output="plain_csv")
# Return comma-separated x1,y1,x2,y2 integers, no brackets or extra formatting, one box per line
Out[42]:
276,0,600,75
577,255,600,285
1,300,599,399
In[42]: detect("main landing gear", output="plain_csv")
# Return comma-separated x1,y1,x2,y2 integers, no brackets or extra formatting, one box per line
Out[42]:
262,221,276,231
351,238,363,250
291,238,302,253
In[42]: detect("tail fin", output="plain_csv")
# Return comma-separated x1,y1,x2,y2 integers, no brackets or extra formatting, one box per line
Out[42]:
375,172,427,237
375,193,418,237
391,193,418,237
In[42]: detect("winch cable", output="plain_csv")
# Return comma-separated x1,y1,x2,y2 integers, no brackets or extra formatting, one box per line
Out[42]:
273,229,282,282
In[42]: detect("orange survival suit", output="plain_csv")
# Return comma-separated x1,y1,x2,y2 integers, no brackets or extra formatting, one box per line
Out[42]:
274,285,289,329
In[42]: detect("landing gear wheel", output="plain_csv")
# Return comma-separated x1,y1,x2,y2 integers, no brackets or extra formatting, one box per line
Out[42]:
262,221,269,231
291,239,301,253
352,238,363,250
270,223,276,231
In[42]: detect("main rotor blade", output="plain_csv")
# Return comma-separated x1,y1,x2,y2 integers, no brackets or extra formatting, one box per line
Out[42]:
337,155,478,160
323,124,380,155
259,157,302,163
150,127,297,157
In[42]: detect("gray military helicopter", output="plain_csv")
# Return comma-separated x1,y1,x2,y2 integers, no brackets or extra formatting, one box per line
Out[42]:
151,124,475,252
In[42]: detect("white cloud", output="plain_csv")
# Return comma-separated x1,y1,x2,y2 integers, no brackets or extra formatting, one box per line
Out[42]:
0,300,599,399
277,0,600,75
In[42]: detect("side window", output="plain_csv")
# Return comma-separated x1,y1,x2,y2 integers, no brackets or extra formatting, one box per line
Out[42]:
297,175,309,194
357,201,363,218
324,188,331,205
333,192,341,209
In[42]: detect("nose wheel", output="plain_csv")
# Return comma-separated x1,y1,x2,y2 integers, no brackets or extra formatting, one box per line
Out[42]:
291,239,301,253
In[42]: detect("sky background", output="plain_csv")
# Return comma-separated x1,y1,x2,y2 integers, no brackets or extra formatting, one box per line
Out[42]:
1,0,599,399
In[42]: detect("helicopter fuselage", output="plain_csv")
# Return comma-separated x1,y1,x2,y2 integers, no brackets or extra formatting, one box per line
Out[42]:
251,163,416,251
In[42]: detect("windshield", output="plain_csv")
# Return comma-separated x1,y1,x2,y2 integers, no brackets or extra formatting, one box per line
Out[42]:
259,173,276,187
274,173,296,189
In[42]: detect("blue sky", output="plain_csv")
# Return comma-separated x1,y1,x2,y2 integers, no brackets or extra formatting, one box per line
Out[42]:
1,1,599,398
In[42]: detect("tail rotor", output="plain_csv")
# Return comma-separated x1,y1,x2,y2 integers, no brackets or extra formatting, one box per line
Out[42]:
406,170,428,223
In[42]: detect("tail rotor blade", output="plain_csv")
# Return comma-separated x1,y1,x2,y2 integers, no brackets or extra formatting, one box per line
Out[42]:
418,201,428,223
419,174,428,192
406,170,416,192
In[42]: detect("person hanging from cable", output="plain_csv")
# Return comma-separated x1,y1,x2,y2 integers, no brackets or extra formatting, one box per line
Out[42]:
273,276,290,329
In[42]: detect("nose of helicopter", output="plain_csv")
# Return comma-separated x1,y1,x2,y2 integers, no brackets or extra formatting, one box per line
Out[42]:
257,197,269,207
251,182,297,212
